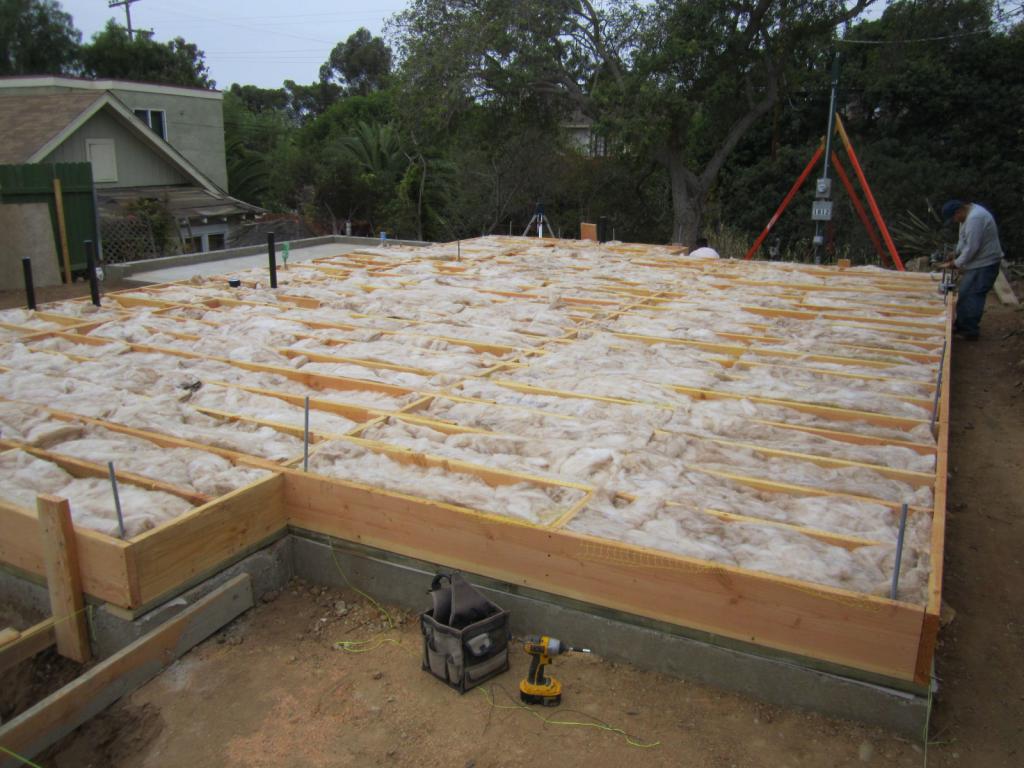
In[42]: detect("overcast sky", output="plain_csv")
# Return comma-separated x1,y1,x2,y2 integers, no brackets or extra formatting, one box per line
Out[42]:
60,0,408,90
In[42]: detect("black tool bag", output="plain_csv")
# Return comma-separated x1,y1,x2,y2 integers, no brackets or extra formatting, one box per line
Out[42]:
420,572,510,693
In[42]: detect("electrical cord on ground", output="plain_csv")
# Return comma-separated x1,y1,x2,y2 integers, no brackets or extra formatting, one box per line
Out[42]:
0,745,44,768
323,539,658,748
327,537,405,654
475,683,661,750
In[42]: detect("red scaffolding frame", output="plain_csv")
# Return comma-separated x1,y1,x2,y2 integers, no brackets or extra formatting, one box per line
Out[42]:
744,114,905,271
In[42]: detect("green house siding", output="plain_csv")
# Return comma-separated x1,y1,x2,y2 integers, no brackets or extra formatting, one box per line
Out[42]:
43,110,190,189
111,89,228,190
0,162,99,273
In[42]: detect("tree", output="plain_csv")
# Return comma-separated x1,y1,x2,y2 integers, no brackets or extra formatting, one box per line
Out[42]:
228,83,289,115
0,0,80,76
282,78,341,123
837,0,1024,259
322,27,392,96
81,20,213,88
392,0,875,246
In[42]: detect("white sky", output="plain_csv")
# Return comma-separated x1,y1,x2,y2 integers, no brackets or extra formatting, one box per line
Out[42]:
59,0,408,89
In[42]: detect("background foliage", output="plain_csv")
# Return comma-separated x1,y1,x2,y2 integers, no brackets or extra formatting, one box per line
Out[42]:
5,0,1021,261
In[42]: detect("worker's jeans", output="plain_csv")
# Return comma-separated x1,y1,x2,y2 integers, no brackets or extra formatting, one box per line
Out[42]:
955,262,1001,337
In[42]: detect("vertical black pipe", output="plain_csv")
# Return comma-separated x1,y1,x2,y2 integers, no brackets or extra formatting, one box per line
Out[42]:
84,239,101,307
267,232,278,289
22,258,36,310
599,216,609,243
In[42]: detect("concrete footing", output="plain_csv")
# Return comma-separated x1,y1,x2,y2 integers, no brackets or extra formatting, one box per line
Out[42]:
291,533,930,738
1,532,929,738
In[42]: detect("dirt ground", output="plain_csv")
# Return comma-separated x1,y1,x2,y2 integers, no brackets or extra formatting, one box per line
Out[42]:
4,284,1023,768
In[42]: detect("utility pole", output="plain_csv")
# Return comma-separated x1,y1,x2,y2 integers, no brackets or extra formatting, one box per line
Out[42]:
108,0,142,40
810,55,842,265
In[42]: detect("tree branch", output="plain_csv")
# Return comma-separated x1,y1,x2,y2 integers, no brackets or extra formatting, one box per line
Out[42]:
577,0,625,88
698,58,778,191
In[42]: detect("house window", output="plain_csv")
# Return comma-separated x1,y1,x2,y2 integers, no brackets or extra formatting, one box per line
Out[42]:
86,139,118,182
183,236,203,254
207,233,225,251
133,109,167,140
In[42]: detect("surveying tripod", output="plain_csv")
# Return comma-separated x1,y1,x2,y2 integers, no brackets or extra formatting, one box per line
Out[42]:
523,203,557,239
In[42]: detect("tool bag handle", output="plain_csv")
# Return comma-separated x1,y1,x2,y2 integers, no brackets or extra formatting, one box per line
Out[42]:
428,573,453,626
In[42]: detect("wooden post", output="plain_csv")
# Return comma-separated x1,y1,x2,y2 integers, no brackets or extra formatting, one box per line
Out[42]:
580,222,597,241
36,495,91,663
52,177,73,285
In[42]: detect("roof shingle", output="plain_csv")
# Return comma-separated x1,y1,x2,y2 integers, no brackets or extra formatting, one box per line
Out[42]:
0,92,103,165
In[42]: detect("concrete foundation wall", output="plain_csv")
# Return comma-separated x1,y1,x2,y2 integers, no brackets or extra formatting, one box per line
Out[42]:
0,533,929,737
103,234,429,281
0,202,62,288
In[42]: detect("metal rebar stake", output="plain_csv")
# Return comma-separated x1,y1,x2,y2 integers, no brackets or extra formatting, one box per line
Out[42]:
303,395,310,472
107,461,127,539
930,340,947,437
890,503,909,600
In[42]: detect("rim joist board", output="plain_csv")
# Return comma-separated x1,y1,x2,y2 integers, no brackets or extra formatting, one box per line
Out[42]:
0,237,950,686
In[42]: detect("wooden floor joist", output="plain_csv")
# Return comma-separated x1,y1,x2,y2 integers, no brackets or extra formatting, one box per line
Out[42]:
0,236,951,687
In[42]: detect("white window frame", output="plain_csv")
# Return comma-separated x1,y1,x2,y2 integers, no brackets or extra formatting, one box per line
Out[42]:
133,108,168,140
85,138,118,182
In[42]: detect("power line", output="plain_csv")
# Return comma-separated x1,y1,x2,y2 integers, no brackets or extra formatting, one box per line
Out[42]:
839,28,991,45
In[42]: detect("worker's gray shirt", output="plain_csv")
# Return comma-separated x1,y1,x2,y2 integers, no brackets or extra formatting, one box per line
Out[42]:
955,204,1004,270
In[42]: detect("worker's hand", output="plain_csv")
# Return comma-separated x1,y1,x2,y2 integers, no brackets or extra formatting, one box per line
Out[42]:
939,259,956,270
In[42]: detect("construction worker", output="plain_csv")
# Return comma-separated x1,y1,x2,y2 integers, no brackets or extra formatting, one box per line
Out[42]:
939,200,1004,340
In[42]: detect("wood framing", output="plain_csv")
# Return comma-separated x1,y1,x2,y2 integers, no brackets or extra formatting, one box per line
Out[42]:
36,495,90,663
0,236,952,688
0,574,254,768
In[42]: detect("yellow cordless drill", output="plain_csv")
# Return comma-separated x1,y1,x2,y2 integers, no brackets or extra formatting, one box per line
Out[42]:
519,635,591,706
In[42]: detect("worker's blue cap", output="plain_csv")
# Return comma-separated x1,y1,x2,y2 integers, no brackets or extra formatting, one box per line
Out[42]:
941,200,964,223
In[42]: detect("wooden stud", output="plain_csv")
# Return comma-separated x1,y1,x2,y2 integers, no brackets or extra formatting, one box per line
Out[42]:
0,574,253,767
0,619,56,675
51,177,73,285
36,495,91,663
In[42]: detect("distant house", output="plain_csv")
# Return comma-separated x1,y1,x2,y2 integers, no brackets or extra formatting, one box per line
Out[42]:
0,76,260,256
562,110,608,158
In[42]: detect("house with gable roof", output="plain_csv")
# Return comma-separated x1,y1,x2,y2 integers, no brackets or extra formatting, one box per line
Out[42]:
0,76,260,258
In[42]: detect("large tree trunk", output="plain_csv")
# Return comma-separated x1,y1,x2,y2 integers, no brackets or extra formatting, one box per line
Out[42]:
667,151,705,247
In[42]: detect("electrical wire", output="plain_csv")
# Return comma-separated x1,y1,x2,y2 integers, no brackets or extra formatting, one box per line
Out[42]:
326,536,405,654
839,28,991,44
0,747,44,768
321,538,660,749
475,684,661,749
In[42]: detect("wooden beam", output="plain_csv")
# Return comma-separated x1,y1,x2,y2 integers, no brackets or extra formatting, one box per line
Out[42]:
0,574,253,768
127,475,286,607
671,384,929,432
51,177,72,285
284,472,926,681
36,495,91,664
0,499,133,607
0,619,56,675
3,443,209,506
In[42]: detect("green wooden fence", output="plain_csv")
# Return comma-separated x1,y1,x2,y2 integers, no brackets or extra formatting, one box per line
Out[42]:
0,163,99,276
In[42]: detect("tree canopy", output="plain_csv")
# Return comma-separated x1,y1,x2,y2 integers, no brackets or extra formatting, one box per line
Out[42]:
0,0,80,76
80,20,213,88
2,0,1020,261
322,27,393,96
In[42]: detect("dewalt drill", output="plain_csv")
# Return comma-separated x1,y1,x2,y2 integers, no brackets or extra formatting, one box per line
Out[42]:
519,635,590,706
